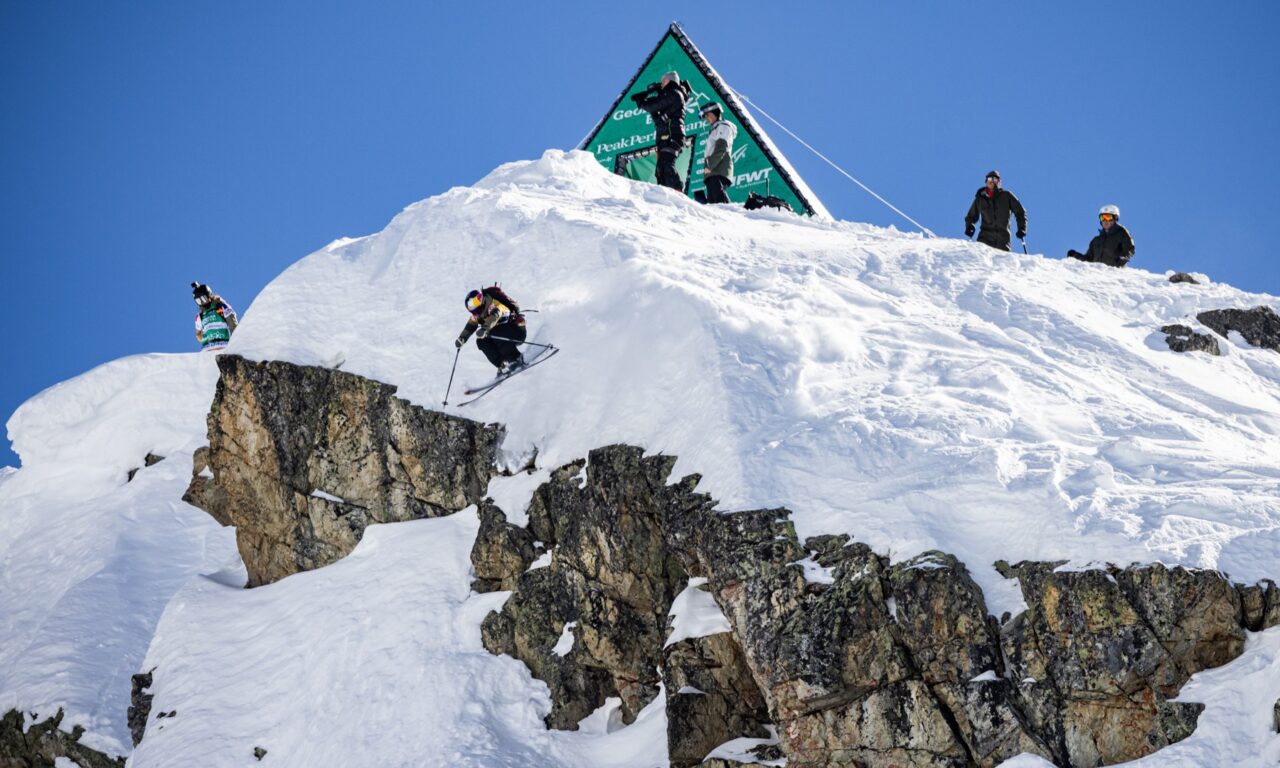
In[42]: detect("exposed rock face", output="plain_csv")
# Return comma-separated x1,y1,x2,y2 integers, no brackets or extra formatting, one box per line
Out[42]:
664,631,770,768
1160,324,1221,356
184,355,503,586
480,447,706,728
675,511,978,767
1197,305,1280,351
1167,272,1199,284
1236,579,1280,631
0,708,125,768
481,445,1262,767
470,498,541,593
127,453,166,482
1000,561,1243,766
127,670,154,747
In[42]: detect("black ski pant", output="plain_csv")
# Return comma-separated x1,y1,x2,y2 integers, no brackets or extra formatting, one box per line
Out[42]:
704,174,731,204
477,321,526,369
655,147,682,191
977,227,1011,251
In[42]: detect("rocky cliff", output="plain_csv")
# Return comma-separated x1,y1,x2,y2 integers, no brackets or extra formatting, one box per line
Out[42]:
177,359,1279,767
183,355,503,586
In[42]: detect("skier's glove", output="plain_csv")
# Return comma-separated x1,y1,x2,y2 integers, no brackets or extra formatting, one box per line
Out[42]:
475,327,488,340
1016,230,1026,240
965,225,975,237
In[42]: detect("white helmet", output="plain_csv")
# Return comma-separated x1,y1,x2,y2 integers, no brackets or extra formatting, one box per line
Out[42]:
1099,204,1120,219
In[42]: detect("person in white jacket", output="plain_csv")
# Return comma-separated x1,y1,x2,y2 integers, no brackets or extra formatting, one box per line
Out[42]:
699,102,737,204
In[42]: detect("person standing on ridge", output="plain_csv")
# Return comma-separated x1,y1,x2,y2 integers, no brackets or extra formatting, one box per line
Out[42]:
964,170,1027,251
631,71,692,192
1068,205,1135,267
699,102,737,204
192,282,237,351
455,286,527,373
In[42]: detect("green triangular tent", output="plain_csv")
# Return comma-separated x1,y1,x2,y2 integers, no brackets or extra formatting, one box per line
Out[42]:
581,23,829,217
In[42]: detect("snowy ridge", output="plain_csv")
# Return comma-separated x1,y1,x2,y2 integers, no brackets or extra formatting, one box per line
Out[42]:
2,149,1279,765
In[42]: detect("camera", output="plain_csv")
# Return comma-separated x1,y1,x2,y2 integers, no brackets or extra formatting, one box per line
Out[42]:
629,82,662,105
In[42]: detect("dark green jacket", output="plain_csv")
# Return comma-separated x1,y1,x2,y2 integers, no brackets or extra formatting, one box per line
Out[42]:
965,187,1027,238
1084,224,1135,267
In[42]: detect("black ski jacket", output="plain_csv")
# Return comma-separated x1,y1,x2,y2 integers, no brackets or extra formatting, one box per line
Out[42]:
637,81,692,152
965,187,1027,239
1083,224,1135,267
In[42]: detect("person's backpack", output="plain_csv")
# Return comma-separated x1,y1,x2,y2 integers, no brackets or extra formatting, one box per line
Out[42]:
482,285,521,315
744,192,790,212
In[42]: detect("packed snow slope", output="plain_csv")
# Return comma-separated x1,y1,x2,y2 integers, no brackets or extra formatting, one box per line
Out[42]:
3,149,1280,765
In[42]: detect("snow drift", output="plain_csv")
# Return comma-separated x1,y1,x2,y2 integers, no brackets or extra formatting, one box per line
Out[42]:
2,149,1279,765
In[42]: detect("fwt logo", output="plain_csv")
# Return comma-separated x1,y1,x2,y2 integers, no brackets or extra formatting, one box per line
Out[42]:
735,168,772,187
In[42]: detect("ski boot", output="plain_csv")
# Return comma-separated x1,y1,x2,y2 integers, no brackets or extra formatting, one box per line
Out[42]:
500,354,525,375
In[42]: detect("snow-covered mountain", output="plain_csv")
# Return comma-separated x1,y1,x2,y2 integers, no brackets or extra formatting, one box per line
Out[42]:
2,150,1279,766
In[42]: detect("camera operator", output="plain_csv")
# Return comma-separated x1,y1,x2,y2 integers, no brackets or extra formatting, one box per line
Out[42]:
630,71,692,191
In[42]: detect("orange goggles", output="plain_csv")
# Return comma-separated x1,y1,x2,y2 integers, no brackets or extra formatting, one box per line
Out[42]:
466,294,484,312
1099,213,1116,222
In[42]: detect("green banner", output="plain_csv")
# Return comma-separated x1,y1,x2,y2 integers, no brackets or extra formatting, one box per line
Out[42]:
581,24,825,217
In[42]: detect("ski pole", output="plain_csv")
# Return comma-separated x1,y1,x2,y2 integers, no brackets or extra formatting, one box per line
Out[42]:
488,336,557,350
442,347,460,406
1020,238,1029,255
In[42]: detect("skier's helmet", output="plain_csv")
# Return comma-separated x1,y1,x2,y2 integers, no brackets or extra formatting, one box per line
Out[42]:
1098,204,1120,221
465,290,485,314
699,102,722,118
192,282,213,306
985,170,1001,183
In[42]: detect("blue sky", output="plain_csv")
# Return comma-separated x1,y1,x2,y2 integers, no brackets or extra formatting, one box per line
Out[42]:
2,2,1278,468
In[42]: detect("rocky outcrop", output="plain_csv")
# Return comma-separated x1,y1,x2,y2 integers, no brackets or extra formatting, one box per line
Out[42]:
480,447,703,728
999,561,1243,766
0,708,125,768
1160,324,1221,356
1167,272,1199,285
184,355,503,586
127,453,166,482
1236,579,1280,631
127,670,154,747
476,444,1267,768
1197,305,1280,352
674,511,980,767
664,631,770,768
470,498,541,593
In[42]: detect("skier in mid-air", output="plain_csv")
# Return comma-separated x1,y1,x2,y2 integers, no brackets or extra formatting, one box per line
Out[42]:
192,281,237,351
455,286,527,373
1068,205,1135,267
965,170,1027,251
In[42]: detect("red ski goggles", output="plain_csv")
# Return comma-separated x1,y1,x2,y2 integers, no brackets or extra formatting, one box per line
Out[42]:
1099,213,1116,222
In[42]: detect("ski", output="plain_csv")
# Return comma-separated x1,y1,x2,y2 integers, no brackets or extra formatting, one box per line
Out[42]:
456,346,559,406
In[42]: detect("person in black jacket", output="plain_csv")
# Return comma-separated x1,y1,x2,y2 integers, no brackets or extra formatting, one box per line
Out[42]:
631,71,692,191
1068,205,1135,268
964,170,1027,251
